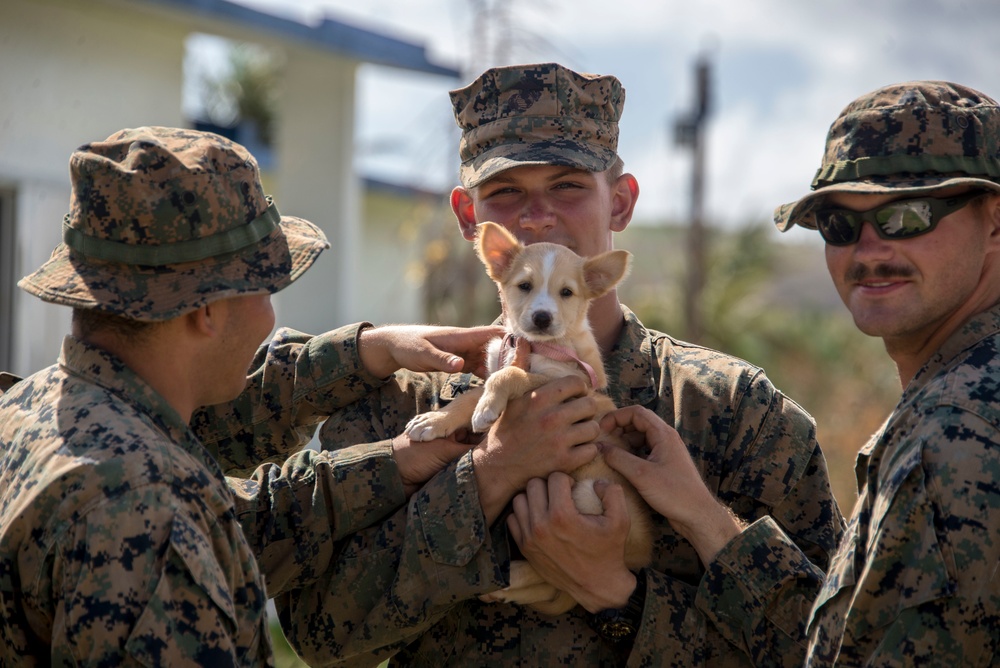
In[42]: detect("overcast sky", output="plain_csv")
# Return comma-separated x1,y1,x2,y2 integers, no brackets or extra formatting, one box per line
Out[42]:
216,0,1000,234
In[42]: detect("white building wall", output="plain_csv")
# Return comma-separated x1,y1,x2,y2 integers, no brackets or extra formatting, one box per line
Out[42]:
0,0,189,376
270,52,360,335
0,0,451,377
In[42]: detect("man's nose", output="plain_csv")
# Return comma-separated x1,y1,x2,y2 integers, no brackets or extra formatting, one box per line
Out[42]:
518,196,556,233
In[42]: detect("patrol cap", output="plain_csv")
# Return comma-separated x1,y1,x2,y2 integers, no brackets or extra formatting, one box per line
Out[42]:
775,81,1000,232
450,63,624,188
19,126,329,321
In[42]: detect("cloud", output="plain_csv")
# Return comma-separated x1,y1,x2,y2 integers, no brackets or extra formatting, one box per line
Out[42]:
229,0,1000,228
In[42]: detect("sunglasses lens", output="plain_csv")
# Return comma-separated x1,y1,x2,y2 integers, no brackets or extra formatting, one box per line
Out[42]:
875,200,933,238
817,211,860,245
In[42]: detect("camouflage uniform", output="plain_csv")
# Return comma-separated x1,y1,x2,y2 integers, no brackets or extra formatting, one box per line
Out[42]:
194,324,409,597
720,82,1000,664
711,306,1000,666
279,306,845,666
0,127,398,665
0,324,400,665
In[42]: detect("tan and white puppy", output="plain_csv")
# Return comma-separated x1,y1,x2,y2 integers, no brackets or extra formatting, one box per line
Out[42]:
405,221,652,616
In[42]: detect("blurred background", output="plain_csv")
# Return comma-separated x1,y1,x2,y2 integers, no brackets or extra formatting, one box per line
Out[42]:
5,1,997,663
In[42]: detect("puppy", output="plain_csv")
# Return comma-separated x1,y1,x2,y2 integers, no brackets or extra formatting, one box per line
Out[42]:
405,221,653,616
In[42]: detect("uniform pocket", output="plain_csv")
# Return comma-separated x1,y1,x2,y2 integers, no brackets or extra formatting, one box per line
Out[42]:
850,458,955,640
125,515,240,666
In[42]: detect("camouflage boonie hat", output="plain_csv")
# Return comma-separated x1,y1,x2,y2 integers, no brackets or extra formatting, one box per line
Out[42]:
775,81,1000,232
450,63,624,188
19,126,329,321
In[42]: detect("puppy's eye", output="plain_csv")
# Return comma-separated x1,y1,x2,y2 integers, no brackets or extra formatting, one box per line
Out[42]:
518,282,532,292
560,288,573,298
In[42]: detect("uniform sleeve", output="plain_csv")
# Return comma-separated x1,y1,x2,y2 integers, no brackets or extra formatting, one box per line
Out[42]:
629,371,845,666
44,488,267,666
813,407,1000,665
274,371,507,666
229,442,409,596
192,323,388,476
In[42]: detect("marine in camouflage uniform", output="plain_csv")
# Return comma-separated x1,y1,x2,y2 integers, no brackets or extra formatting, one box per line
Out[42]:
711,83,1000,664
277,63,846,666
0,128,491,665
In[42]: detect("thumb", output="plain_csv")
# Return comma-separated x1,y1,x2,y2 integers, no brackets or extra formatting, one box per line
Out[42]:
420,344,464,373
594,479,628,520
598,443,643,485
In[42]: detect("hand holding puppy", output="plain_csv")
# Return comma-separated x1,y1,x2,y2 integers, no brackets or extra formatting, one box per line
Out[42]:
599,407,745,565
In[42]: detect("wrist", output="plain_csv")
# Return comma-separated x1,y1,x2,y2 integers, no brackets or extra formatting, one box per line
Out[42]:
579,568,636,614
587,569,646,643
675,500,744,565
357,325,395,379
470,445,515,524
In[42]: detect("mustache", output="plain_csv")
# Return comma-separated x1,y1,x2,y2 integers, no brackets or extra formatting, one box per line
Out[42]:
845,263,915,283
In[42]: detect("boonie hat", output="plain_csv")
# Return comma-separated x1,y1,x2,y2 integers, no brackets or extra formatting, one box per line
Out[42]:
775,81,1000,232
451,63,624,188
19,126,329,321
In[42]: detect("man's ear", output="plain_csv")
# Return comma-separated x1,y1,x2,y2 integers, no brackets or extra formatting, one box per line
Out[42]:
187,302,220,338
451,186,479,241
609,173,640,233
985,193,1000,250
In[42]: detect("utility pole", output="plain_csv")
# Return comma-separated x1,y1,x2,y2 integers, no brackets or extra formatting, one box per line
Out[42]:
673,55,711,343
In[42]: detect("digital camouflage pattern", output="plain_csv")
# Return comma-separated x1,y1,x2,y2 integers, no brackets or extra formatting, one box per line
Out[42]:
192,323,410,597
0,335,272,665
775,81,1000,232
19,126,328,321
451,63,623,188
278,307,846,666
0,322,410,665
713,304,1000,665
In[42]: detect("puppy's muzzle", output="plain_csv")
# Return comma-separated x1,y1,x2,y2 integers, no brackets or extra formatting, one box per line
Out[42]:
532,311,552,331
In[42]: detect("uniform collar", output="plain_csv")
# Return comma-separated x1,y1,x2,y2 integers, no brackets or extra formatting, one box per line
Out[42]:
59,335,225,478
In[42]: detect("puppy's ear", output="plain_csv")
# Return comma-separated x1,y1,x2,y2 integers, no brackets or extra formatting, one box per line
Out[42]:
583,249,632,299
475,222,522,281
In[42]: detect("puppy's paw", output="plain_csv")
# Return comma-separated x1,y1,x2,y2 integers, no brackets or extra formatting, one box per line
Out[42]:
472,392,508,433
403,412,451,442
471,404,500,433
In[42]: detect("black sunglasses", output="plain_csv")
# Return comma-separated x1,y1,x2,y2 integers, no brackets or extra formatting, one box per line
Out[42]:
815,191,982,246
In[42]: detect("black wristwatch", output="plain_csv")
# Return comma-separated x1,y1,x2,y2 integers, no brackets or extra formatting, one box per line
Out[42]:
587,571,647,642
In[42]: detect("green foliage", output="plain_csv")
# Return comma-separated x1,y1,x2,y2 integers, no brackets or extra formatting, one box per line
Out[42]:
620,221,898,509
201,43,280,145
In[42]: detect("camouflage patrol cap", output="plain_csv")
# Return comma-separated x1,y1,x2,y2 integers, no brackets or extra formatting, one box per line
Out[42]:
19,126,329,321
775,81,1000,232
450,63,624,188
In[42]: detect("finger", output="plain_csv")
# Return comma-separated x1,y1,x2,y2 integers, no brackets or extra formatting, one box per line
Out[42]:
546,471,575,500
523,477,550,517
533,375,590,403
419,343,465,373
432,326,503,355
508,492,528,545
597,443,645,482
564,441,600,472
596,482,630,534
559,395,600,427
599,405,649,432
595,479,627,515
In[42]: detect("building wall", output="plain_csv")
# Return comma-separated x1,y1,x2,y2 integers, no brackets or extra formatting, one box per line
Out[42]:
0,0,191,374
0,0,362,375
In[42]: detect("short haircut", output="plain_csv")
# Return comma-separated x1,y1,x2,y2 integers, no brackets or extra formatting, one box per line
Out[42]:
72,308,157,344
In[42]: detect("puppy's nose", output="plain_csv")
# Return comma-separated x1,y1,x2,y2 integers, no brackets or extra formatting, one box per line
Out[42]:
532,311,552,331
